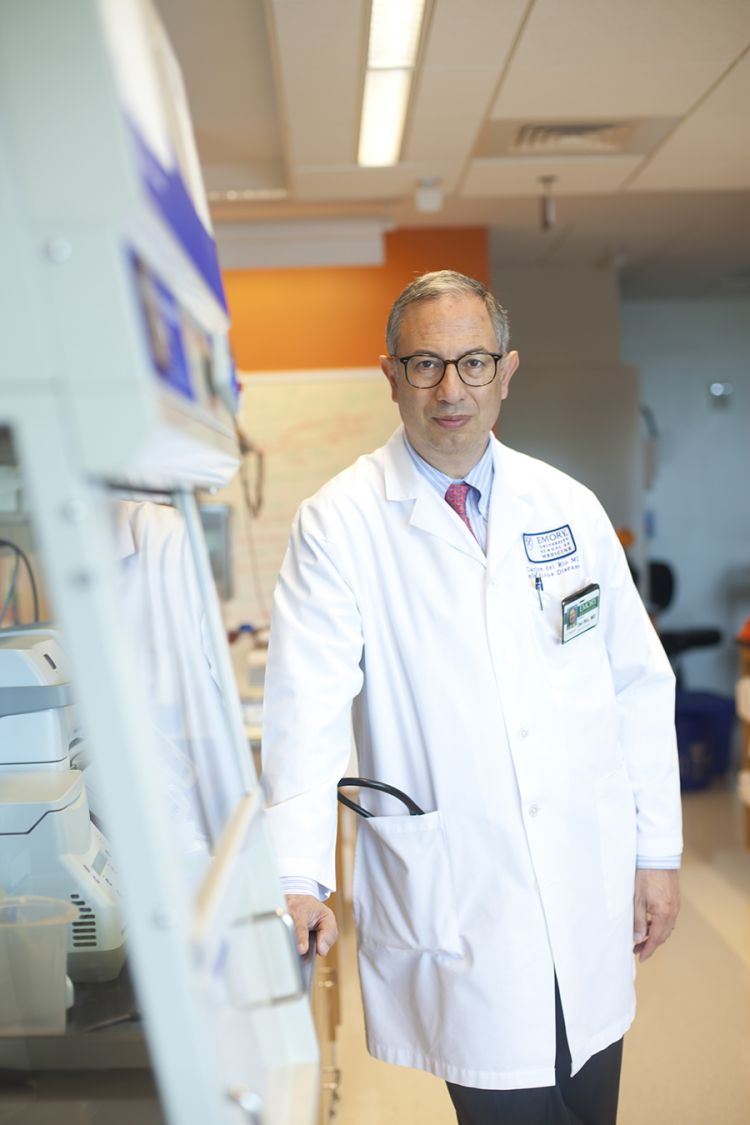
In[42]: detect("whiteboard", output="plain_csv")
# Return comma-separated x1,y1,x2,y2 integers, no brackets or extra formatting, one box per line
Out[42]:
224,369,399,626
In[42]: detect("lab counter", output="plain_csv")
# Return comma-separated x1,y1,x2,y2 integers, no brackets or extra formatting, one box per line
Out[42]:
0,966,165,1125
0,965,148,1072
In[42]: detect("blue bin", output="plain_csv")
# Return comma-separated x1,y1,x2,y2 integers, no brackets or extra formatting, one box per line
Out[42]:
675,690,736,790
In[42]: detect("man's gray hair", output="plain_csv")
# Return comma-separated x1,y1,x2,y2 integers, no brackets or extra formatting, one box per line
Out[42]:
385,270,511,356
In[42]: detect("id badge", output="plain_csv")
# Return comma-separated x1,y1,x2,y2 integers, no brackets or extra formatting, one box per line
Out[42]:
561,583,600,643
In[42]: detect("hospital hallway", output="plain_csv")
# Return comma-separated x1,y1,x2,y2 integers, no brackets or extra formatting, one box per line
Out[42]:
331,783,750,1124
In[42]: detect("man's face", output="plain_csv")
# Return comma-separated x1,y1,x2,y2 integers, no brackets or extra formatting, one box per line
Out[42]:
380,293,518,478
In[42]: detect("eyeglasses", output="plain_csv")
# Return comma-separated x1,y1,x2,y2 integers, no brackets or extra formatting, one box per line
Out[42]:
396,351,503,388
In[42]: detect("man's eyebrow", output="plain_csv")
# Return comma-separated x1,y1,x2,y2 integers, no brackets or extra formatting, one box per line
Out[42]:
409,346,490,356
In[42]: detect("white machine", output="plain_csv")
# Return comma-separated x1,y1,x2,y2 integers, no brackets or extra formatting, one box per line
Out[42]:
0,630,125,982
0,1,318,1122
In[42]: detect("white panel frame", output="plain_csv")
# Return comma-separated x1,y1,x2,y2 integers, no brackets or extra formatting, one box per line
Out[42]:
0,2,320,1121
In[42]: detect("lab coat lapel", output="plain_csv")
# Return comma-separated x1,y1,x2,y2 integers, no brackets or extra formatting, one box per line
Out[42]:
487,438,534,573
382,428,485,562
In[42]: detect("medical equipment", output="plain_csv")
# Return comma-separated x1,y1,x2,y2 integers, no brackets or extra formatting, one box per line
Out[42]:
337,777,425,818
0,0,317,1118
0,631,125,982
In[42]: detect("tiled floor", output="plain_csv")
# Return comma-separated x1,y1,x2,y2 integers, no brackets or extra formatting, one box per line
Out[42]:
332,783,750,1124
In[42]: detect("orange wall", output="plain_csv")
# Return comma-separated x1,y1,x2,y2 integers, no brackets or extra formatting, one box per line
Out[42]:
223,227,489,372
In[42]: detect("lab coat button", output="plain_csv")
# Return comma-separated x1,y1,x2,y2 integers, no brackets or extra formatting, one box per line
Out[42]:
519,727,529,739
528,803,540,818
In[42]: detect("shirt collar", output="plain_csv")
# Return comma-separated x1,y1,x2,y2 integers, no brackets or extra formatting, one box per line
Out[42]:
401,432,494,518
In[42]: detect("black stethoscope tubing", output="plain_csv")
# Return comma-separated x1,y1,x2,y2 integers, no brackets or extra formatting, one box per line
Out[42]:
337,776,425,818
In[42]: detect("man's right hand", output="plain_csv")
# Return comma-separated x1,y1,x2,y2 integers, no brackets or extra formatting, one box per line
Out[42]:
285,894,338,956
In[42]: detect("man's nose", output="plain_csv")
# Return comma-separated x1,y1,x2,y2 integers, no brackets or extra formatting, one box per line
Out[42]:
437,361,465,402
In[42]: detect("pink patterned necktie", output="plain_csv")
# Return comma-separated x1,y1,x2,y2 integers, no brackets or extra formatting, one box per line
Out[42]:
444,482,476,539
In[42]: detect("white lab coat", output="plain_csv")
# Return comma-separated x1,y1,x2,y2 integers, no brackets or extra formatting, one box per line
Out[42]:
109,501,244,883
261,428,682,1090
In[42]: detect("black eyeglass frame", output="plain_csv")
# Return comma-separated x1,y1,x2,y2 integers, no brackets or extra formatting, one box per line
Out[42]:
394,351,504,388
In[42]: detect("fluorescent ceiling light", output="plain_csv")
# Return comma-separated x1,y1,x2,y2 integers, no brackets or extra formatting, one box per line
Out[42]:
368,0,426,68
358,0,426,168
359,70,411,167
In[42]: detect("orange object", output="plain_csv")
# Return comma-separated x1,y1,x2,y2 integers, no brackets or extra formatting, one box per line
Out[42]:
223,227,489,372
615,527,635,549
737,616,750,644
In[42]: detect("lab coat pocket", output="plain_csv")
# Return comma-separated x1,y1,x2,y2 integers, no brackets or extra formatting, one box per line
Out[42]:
595,766,637,920
352,810,463,956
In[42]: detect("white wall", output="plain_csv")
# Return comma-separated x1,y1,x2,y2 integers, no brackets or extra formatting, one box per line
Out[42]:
621,298,750,695
491,262,643,549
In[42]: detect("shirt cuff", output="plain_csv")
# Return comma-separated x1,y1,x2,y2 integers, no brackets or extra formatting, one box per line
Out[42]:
636,854,681,870
280,876,331,900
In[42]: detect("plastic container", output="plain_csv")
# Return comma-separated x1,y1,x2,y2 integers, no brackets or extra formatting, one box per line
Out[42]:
0,896,78,1036
675,690,736,788
675,707,713,790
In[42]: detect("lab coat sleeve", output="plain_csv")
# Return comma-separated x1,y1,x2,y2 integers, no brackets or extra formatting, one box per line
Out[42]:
261,502,364,891
594,500,683,860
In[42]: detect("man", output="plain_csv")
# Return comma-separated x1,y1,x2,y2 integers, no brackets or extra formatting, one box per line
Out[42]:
261,271,681,1124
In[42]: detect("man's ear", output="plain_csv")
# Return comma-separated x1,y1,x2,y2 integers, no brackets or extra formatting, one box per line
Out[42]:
499,350,519,400
380,355,399,403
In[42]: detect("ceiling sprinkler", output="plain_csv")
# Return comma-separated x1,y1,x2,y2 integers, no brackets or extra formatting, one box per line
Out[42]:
415,176,443,213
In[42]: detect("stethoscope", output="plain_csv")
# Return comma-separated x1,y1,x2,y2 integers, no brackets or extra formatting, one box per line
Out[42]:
337,776,425,818
298,778,424,966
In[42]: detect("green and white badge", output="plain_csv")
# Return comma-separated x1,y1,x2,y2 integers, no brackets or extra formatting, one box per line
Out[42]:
561,583,600,643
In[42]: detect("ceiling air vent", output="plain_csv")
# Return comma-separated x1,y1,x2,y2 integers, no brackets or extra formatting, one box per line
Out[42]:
511,122,635,156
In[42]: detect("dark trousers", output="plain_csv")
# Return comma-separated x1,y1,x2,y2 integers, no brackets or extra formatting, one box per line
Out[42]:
446,983,623,1125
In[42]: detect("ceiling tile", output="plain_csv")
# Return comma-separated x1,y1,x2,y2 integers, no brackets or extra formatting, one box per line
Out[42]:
463,154,643,196
202,159,286,193
423,0,529,66
491,0,750,120
155,0,282,164
405,67,500,178
269,0,367,167
294,164,419,201
403,0,530,177
627,52,750,191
